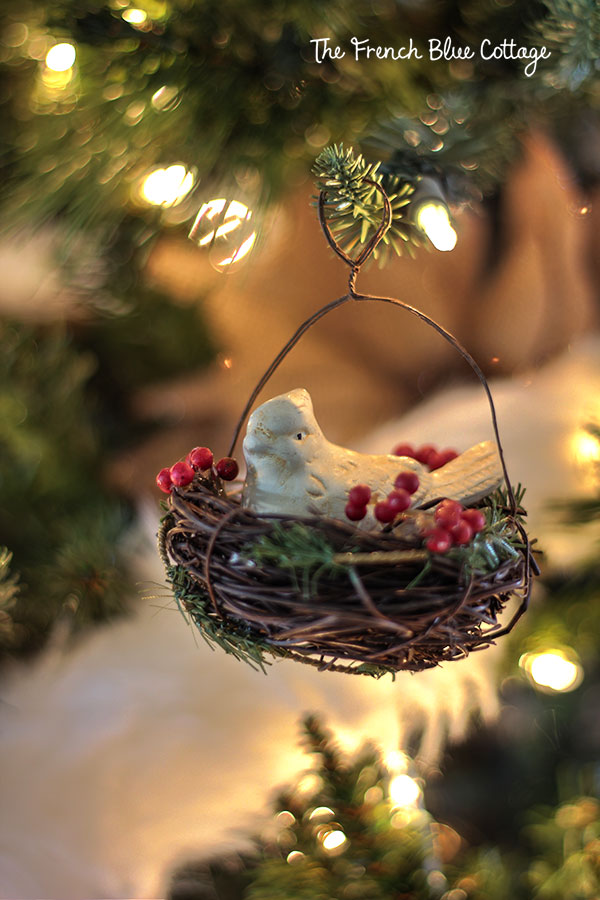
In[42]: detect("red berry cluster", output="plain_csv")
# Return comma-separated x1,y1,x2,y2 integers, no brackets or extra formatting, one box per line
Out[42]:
424,500,486,554
155,446,239,494
392,442,458,472
344,471,420,524
345,484,371,521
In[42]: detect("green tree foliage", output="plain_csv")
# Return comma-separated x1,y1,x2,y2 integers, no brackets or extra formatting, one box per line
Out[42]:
168,719,600,899
0,322,133,659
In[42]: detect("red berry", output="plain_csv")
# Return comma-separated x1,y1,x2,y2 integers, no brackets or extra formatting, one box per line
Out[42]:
216,457,239,481
170,461,194,487
450,519,474,546
461,508,486,533
429,448,458,470
345,502,367,521
387,488,412,513
392,442,416,458
415,444,438,465
374,501,396,523
348,484,371,506
187,446,213,471
438,498,462,511
434,499,463,528
427,452,444,471
394,471,420,494
156,467,172,494
426,528,452,554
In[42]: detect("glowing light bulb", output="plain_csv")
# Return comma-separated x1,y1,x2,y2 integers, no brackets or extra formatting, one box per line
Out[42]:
415,202,457,251
45,42,76,72
189,198,257,270
122,8,148,25
321,830,347,851
384,749,409,773
389,774,422,808
139,164,195,207
217,233,256,267
570,429,600,466
520,650,583,692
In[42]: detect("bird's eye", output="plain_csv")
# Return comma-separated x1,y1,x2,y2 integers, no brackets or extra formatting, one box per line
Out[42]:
296,432,303,441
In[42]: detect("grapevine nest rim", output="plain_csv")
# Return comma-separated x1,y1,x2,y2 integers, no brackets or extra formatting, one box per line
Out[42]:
157,182,538,677
158,477,535,676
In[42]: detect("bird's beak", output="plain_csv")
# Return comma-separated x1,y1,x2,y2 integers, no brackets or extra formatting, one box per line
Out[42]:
243,424,274,456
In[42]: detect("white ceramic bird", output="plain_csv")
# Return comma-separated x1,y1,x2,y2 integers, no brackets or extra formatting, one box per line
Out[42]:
242,388,503,522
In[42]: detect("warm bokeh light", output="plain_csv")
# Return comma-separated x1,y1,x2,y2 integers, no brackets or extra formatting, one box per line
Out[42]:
384,749,409,773
286,851,305,864
389,774,422,808
41,68,74,90
139,164,195,207
189,198,257,270
321,829,347,851
122,8,148,25
151,85,180,111
520,650,583,692
218,233,256,267
570,429,600,466
276,810,296,827
415,202,457,251
309,806,334,820
363,785,384,805
191,199,251,244
45,42,76,72
295,773,323,796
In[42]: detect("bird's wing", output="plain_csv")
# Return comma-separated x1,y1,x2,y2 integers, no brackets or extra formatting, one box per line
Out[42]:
326,446,430,505
427,441,503,505
306,473,327,499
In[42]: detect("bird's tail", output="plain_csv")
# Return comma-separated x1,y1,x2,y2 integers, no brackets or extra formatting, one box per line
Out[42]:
429,440,503,506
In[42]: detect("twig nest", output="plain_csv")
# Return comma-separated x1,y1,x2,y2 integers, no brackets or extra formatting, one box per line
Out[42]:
159,467,533,676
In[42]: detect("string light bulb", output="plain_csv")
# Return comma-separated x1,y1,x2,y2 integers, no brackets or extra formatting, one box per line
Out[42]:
415,203,457,251
122,8,148,26
139,164,195,208
389,773,422,808
411,176,457,252
570,428,600,466
45,42,76,72
519,649,583,693
189,198,257,271
384,749,409,773
321,829,347,852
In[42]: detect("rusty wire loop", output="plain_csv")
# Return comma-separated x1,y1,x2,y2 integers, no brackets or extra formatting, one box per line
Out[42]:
160,180,537,676
317,178,393,292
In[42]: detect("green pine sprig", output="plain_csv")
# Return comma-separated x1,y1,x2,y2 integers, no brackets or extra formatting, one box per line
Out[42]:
241,522,347,601
312,144,427,263
535,0,600,89
166,562,278,673
446,485,528,577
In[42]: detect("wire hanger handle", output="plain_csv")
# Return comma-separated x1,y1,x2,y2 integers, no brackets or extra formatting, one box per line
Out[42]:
318,178,393,273
228,179,523,526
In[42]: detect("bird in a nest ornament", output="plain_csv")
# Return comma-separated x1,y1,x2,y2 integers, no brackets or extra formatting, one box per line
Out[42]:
157,178,538,677
242,387,502,522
